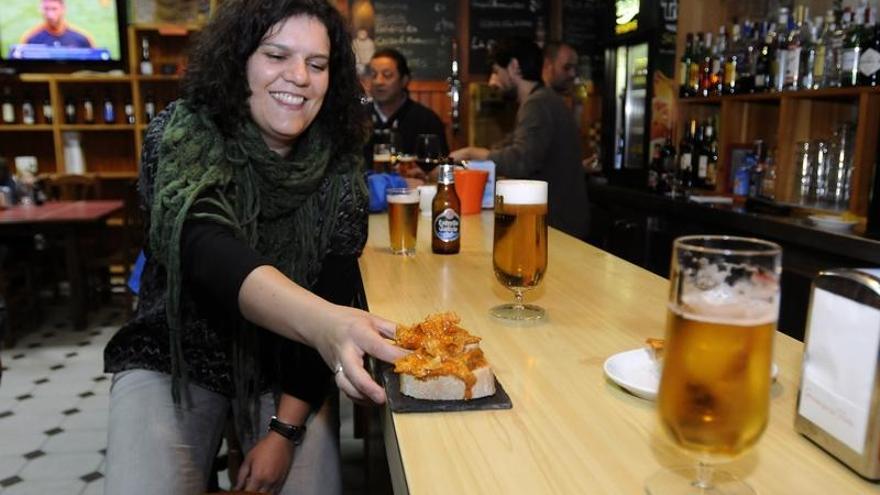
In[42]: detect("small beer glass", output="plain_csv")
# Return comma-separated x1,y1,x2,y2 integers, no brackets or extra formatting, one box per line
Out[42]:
386,188,420,255
491,180,548,321
647,235,781,495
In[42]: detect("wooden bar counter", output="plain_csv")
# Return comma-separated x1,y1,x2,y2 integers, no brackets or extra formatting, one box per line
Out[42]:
358,211,877,494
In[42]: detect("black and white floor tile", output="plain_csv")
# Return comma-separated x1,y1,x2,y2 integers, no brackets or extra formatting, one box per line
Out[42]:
0,304,390,495
0,305,119,495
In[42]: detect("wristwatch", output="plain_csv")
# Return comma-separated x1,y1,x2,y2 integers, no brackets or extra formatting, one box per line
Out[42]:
268,416,306,446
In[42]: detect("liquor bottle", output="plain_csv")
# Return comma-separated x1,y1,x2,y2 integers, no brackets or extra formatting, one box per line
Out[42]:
82,93,95,124
754,23,774,92
431,163,461,254
841,6,865,87
706,128,719,189
144,92,156,123
21,94,35,125
858,22,880,85
140,37,154,75
772,8,791,92
1,87,14,124
102,93,116,123
713,26,727,96
680,33,695,97
688,33,703,97
740,20,758,93
694,121,709,189
802,16,823,90
64,97,76,124
724,23,744,94
678,120,696,189
41,98,53,124
785,5,807,90
699,32,714,97
660,134,677,194
760,149,777,199
124,99,135,124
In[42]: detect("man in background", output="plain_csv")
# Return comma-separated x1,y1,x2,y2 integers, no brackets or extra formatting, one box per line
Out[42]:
449,38,589,239
543,41,578,95
367,48,448,157
21,0,94,48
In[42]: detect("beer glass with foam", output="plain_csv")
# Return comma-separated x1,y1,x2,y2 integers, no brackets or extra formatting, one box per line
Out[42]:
647,236,781,495
387,188,420,255
491,180,548,320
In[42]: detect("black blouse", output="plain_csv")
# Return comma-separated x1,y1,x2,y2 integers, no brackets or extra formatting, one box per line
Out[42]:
104,102,369,408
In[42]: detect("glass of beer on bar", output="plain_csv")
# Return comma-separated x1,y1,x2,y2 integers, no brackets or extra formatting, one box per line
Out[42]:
386,187,420,255
647,235,781,495
491,180,548,321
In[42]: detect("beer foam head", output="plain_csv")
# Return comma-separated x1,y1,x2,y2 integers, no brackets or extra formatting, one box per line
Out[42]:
496,180,547,204
387,189,419,203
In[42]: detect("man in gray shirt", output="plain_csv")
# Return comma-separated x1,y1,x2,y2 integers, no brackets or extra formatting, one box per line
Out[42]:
450,38,589,239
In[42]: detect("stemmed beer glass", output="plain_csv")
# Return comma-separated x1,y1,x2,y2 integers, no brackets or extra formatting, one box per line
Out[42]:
491,180,548,321
647,236,781,495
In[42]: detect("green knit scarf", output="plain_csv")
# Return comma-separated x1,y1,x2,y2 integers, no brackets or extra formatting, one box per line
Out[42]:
150,101,362,405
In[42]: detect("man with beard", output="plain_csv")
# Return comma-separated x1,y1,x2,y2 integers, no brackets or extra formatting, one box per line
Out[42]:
367,48,448,159
450,38,588,239
543,41,579,95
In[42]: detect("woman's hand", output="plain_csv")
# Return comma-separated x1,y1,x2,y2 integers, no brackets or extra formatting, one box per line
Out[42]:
238,266,407,404
314,306,407,405
234,432,295,494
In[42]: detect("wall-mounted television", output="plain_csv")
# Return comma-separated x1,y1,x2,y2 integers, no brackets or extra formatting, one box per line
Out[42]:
0,0,126,70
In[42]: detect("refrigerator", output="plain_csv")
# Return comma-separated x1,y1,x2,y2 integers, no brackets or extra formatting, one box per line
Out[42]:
602,0,679,187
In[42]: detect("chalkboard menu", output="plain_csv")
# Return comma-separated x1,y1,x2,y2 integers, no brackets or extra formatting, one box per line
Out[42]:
469,0,548,75
562,0,603,79
373,0,457,80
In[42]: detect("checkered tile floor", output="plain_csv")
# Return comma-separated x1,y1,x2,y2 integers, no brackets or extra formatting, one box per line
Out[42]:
0,304,390,495
0,306,120,495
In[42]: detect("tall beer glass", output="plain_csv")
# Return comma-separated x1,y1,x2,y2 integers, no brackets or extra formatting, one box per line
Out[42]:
647,236,781,495
491,180,548,320
387,188,419,255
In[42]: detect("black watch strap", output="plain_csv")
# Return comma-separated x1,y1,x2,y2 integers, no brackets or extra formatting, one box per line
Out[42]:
268,416,306,446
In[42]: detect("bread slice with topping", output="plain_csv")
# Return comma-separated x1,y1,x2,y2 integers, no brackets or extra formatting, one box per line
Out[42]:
394,312,496,400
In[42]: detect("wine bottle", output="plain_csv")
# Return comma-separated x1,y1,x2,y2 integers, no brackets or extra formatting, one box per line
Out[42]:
144,92,156,123
1,87,14,124
42,98,53,124
64,97,76,124
21,93,35,125
102,93,116,123
82,93,95,124
140,37,154,75
858,23,880,86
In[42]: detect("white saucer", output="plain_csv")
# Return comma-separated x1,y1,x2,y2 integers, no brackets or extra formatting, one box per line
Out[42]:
808,214,857,233
603,348,779,401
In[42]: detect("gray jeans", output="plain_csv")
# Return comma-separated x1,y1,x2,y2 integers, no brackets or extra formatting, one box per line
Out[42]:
104,369,341,495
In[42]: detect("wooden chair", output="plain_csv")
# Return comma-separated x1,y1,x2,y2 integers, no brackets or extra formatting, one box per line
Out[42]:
39,173,101,201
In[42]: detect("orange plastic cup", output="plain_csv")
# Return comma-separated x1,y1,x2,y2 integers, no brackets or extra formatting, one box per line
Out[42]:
454,169,489,215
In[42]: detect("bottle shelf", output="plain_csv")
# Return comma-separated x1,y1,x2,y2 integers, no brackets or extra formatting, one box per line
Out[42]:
0,125,54,132
678,86,877,104
59,124,136,131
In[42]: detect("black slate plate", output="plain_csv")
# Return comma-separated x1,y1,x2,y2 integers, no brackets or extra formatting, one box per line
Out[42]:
381,365,513,413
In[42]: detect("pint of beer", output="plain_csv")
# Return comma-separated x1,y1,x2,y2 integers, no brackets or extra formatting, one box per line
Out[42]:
373,143,394,173
656,236,781,471
491,180,548,320
387,188,420,255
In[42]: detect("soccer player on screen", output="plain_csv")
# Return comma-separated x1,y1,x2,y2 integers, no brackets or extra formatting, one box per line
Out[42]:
20,0,94,48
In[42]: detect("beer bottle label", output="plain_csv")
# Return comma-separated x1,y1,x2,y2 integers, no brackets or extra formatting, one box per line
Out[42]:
859,48,880,76
433,208,460,242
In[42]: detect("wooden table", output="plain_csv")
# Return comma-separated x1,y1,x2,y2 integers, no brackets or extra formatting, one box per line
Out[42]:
358,211,878,494
0,200,124,329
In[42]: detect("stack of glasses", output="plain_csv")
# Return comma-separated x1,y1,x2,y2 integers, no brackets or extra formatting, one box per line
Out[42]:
793,122,855,210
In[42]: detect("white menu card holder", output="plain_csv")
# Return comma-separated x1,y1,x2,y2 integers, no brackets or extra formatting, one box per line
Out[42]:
795,268,880,480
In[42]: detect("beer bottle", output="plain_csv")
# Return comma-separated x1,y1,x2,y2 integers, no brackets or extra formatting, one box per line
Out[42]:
432,163,461,254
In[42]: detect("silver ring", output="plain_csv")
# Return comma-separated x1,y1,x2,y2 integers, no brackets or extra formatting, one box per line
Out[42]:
333,363,344,375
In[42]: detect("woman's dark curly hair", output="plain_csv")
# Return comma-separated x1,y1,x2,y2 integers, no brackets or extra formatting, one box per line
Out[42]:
182,0,368,155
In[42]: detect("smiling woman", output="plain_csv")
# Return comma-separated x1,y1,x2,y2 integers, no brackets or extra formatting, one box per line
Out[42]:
102,1,403,494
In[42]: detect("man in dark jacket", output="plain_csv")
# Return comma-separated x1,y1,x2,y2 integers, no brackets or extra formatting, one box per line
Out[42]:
450,38,589,239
